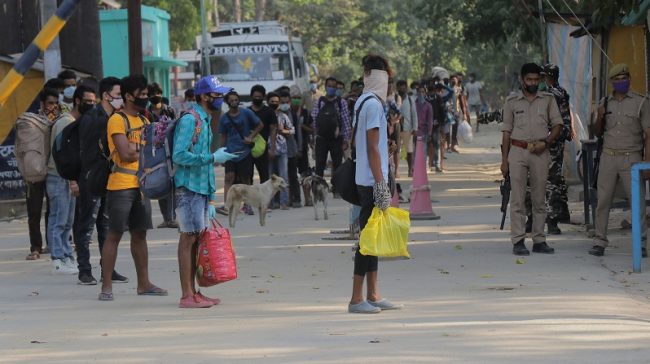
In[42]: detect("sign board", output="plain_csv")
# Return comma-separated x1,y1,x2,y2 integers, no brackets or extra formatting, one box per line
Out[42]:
0,129,25,200
209,43,289,56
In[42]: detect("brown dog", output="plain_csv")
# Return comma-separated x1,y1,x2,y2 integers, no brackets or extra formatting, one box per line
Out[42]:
225,174,288,227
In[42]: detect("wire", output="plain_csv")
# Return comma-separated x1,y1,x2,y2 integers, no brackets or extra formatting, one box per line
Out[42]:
545,0,612,64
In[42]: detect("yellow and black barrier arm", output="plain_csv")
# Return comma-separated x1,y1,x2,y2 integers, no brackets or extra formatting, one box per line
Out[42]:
0,0,81,108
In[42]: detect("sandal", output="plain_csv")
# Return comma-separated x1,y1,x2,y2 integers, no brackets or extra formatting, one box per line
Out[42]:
25,251,40,260
216,206,228,216
137,285,168,296
98,292,114,301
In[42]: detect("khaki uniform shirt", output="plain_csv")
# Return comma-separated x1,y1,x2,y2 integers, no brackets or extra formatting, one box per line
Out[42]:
502,91,563,141
601,91,650,152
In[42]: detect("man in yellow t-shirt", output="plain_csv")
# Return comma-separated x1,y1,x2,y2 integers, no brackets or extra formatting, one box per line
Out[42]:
99,74,167,301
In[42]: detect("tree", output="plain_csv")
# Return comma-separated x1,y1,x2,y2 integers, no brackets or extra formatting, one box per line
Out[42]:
141,0,200,52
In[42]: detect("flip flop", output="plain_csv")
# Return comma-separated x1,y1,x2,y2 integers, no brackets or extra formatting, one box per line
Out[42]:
137,286,168,296
98,292,114,301
25,251,40,260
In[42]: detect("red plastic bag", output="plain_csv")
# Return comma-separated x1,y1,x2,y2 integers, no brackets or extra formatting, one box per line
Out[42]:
196,219,237,287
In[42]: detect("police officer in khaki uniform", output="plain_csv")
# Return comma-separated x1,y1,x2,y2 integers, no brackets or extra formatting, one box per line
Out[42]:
501,63,564,256
589,64,650,257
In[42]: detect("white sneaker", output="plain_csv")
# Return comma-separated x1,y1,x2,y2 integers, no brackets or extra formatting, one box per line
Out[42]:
52,259,77,275
64,257,79,274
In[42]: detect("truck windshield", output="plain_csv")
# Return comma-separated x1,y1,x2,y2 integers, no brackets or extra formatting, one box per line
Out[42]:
208,43,293,82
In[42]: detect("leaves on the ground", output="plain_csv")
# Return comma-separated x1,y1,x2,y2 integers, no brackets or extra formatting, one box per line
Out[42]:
455,245,463,250
515,258,525,264
481,274,493,278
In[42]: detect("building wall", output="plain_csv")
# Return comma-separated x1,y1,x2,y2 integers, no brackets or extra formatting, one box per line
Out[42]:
607,25,647,95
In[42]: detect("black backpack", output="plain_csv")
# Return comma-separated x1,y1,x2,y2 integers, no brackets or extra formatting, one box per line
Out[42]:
52,119,81,180
315,96,343,139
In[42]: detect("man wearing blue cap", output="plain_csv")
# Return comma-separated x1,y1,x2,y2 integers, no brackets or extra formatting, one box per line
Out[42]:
173,75,238,308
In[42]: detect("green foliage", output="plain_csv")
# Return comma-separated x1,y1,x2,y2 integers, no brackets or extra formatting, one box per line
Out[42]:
141,0,200,52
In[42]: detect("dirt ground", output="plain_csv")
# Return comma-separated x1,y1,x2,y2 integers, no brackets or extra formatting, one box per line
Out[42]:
1,122,650,363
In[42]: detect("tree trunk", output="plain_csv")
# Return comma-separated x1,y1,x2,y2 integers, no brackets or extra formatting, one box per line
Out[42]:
255,0,266,21
232,0,241,23
213,0,219,28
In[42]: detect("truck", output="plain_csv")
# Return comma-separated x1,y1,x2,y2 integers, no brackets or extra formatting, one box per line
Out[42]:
199,21,310,101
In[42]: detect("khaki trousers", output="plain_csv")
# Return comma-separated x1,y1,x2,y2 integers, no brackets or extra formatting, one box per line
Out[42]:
399,131,414,153
594,152,647,247
509,146,549,244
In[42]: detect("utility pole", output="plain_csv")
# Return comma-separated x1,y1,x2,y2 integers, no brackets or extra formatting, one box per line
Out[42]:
200,0,211,76
538,0,548,63
40,0,62,80
128,0,143,75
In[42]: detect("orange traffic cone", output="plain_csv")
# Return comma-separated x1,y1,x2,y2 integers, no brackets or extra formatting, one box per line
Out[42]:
409,136,440,220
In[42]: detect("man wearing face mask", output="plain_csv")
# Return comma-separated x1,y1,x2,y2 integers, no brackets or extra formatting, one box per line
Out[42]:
46,85,95,275
174,76,238,308
311,77,351,194
60,85,76,113
99,74,167,301
524,64,573,235
249,85,278,186
20,87,59,261
219,90,263,212
75,77,129,285
589,64,650,257
501,63,563,256
145,82,178,229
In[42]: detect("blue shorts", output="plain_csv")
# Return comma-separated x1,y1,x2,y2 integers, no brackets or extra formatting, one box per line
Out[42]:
175,187,208,233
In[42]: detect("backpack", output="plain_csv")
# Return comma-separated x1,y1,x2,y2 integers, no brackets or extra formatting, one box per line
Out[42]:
332,94,379,205
137,110,202,199
52,119,81,180
14,112,52,183
85,112,144,197
315,96,343,139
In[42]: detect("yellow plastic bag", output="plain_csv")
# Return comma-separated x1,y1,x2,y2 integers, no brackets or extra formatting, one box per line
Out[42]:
359,207,411,258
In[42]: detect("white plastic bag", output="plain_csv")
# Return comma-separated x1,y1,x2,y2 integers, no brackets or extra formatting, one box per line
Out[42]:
458,119,473,144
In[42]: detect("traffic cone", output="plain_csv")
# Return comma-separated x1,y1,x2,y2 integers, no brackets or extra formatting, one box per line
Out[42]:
409,136,440,220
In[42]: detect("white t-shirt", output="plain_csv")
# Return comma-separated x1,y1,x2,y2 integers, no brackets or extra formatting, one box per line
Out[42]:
354,92,388,187
465,81,482,106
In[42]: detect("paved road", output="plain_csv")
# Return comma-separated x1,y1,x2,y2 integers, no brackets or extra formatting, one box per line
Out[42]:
1,122,649,363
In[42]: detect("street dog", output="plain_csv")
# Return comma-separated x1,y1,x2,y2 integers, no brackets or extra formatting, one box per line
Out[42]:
301,175,329,220
226,174,288,227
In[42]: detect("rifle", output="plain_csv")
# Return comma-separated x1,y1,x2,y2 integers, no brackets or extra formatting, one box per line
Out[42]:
591,97,607,189
500,174,511,230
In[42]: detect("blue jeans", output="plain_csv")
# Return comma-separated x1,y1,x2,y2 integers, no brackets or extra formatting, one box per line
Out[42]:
269,152,288,205
175,187,208,233
46,173,75,260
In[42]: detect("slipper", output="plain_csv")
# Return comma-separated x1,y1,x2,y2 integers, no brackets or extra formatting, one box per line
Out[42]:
25,251,40,260
137,286,168,296
98,292,114,301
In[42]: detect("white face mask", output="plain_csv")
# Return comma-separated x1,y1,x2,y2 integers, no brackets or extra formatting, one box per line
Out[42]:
109,96,123,110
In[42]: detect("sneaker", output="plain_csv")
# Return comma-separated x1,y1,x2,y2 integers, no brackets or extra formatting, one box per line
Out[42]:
64,256,79,274
167,220,179,228
179,294,213,308
368,298,402,310
51,259,77,275
100,270,129,283
78,271,98,285
280,204,290,210
111,271,129,283
348,300,381,314
196,291,221,305
157,221,169,228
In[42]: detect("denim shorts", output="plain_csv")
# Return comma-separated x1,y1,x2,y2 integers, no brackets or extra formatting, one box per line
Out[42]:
175,187,208,233
106,188,153,233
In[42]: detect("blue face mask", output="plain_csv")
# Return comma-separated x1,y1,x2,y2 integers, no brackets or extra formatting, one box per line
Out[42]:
210,97,224,111
335,89,344,97
326,86,337,97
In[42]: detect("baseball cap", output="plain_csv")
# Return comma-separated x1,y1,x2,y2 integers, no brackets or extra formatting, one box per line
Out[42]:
194,75,232,95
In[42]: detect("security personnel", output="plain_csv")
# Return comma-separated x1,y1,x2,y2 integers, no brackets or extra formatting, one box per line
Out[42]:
589,64,650,257
542,63,572,233
501,63,564,256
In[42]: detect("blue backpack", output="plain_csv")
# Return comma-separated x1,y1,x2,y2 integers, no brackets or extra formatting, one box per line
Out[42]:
137,109,202,199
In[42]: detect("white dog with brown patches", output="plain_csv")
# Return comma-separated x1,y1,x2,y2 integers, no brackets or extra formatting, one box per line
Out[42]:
301,175,329,220
226,174,288,227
